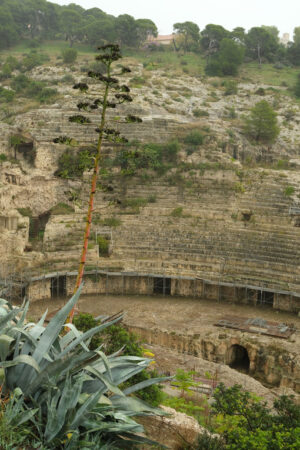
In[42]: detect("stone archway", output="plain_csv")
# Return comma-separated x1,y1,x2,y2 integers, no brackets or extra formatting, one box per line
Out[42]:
227,344,250,374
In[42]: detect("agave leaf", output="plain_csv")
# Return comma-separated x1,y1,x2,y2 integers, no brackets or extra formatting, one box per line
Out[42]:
110,395,166,416
44,376,80,442
65,375,84,410
123,375,171,396
83,361,149,394
95,350,112,382
33,285,83,364
84,365,124,397
36,308,48,327
12,407,39,427
59,314,122,358
0,308,21,331
63,323,89,352
0,334,14,361
11,327,40,349
81,418,143,434
44,386,62,442
98,395,112,405
0,298,9,306
115,431,167,448
15,302,29,328
109,355,150,363
13,331,21,359
109,363,150,385
70,389,104,429
0,354,40,373
15,287,84,391
26,351,97,396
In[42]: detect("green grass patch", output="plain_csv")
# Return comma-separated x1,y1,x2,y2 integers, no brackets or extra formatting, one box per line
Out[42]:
17,207,32,217
240,62,298,88
124,49,206,76
50,203,74,215
170,207,183,217
284,185,295,196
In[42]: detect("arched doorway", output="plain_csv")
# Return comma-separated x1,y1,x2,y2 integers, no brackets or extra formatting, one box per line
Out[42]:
227,344,250,373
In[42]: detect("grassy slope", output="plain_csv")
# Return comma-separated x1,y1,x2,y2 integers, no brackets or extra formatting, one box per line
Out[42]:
1,40,299,91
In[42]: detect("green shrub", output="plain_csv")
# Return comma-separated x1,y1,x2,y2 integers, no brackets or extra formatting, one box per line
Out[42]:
171,206,183,217
284,185,295,196
276,159,289,169
243,100,280,144
184,130,204,146
73,313,102,350
162,393,210,428
234,182,245,193
100,217,122,227
205,38,244,76
224,106,237,119
0,153,7,162
5,55,20,70
55,147,97,178
194,432,225,449
163,140,180,162
223,79,238,95
26,38,40,48
61,73,75,83
114,139,179,176
193,108,209,117
148,194,157,203
21,52,46,71
255,87,266,96
212,383,300,450
36,87,57,103
17,207,32,217
97,235,109,255
122,197,148,213
0,63,12,80
11,74,30,92
0,87,15,102
284,109,296,121
294,74,300,98
61,48,78,64
50,202,74,215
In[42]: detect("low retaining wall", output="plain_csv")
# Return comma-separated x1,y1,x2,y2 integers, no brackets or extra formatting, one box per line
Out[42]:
26,270,300,314
127,325,300,393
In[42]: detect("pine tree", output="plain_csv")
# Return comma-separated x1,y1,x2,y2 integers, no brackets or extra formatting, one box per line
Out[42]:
243,100,280,144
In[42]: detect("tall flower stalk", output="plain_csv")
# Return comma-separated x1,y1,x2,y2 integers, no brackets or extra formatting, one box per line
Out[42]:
53,44,141,322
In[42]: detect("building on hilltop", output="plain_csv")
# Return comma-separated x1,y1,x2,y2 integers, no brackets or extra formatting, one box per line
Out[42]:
147,34,176,46
280,33,290,47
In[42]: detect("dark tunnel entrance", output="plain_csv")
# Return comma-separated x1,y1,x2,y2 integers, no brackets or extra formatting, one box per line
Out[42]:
228,344,250,373
153,277,171,295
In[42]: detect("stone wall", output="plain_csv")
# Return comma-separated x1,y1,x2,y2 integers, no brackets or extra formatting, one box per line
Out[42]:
26,271,300,314
127,324,300,393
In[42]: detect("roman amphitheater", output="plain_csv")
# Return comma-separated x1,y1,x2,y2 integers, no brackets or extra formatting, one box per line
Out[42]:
0,59,299,398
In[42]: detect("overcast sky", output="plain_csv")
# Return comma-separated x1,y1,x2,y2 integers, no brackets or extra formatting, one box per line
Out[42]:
54,0,299,40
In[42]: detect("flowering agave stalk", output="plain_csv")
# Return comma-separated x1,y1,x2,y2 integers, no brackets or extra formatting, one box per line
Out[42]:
53,44,142,323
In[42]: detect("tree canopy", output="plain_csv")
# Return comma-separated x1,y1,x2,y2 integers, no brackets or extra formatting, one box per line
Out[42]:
206,38,245,76
173,21,200,53
1,0,300,70
243,100,280,144
0,0,157,49
245,27,279,64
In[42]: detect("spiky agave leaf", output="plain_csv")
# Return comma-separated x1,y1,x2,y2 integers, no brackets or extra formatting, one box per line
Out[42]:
0,288,169,448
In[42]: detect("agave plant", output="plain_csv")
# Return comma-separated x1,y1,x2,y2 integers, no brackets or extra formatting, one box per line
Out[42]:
0,287,169,448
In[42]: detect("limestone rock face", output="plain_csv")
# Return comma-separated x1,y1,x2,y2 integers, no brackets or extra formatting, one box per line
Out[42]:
139,405,215,449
